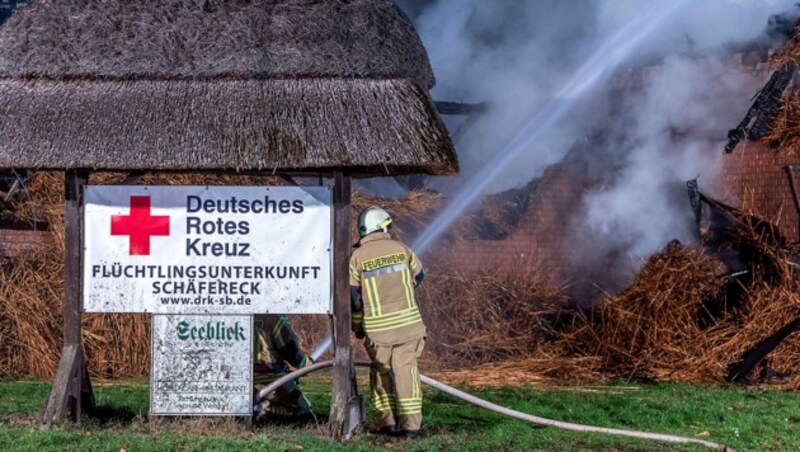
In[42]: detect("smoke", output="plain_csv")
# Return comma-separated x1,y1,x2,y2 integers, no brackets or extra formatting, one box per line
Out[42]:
570,56,761,295
399,0,599,193
396,0,797,296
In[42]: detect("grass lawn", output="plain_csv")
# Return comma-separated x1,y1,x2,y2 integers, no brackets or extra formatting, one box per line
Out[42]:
2,371,800,451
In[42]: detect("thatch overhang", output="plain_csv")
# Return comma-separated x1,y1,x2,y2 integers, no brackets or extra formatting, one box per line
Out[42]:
0,0,457,176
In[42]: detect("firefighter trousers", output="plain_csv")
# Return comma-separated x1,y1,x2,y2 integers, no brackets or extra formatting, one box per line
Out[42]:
365,337,425,431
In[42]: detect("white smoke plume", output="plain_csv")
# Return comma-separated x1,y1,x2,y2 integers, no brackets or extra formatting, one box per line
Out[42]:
397,0,797,296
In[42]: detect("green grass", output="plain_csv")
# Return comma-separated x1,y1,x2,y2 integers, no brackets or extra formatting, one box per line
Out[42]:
2,373,800,451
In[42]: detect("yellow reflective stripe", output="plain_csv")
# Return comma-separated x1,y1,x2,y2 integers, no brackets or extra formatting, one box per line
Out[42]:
411,367,420,398
364,308,421,327
397,405,422,411
401,268,411,309
371,392,395,411
256,333,269,362
365,311,422,328
365,311,420,329
409,269,417,307
410,254,421,273
272,316,288,336
364,278,378,317
365,307,419,322
369,277,382,316
397,404,422,414
401,268,416,308
364,314,422,332
349,265,360,282
371,390,394,400
372,400,394,410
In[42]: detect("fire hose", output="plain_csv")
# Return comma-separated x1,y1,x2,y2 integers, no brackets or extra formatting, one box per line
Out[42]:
256,359,731,451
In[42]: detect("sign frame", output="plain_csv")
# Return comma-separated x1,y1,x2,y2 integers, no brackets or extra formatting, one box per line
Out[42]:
81,184,334,315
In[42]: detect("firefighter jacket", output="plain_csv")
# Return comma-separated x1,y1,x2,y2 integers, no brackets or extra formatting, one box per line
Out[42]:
254,314,310,375
349,232,425,345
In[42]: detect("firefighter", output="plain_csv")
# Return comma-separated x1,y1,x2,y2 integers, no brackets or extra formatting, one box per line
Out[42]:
253,314,313,419
349,206,426,439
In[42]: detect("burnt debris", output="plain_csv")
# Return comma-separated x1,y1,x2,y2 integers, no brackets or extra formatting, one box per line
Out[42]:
724,62,796,153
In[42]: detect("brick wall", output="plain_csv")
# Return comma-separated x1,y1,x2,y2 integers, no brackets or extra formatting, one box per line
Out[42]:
0,227,52,260
428,163,588,280
721,140,800,242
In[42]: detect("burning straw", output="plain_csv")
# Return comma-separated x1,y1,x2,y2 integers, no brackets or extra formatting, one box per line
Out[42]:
567,204,800,387
565,241,731,382
416,264,581,371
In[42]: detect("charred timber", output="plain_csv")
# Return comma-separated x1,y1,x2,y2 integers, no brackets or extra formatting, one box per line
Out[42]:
724,62,796,153
728,317,800,382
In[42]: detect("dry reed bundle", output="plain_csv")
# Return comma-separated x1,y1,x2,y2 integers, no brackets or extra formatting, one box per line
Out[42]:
568,203,800,386
764,27,800,150
702,212,800,387
351,188,442,241
566,241,730,382
0,171,155,378
417,264,572,367
769,25,800,70
765,90,800,151
430,345,604,387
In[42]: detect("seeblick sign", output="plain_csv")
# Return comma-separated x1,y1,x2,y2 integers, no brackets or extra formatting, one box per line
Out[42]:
150,314,253,416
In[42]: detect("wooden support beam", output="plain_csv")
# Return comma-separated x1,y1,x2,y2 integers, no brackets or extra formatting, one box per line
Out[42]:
728,317,800,382
329,171,358,440
42,169,94,427
786,165,800,239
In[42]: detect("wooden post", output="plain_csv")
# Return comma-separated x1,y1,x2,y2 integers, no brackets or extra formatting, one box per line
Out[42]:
329,171,356,440
42,169,94,427
785,166,800,239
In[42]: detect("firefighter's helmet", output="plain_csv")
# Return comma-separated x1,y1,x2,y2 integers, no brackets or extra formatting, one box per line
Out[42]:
358,206,392,237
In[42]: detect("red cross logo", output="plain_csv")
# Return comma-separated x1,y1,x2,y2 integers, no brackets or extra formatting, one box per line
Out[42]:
111,196,170,256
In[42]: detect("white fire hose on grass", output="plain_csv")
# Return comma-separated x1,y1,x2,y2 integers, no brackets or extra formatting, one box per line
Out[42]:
256,359,731,451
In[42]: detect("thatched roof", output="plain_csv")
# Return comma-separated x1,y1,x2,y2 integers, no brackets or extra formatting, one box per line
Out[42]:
0,0,457,176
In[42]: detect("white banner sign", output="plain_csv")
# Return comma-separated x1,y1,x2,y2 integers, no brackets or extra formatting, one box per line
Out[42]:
83,186,332,314
150,314,253,416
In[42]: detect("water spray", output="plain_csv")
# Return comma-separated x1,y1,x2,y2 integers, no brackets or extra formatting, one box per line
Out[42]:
309,335,333,362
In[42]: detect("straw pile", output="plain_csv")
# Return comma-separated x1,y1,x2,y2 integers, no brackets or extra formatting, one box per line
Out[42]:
568,207,800,387
0,172,151,377
566,241,731,382
766,90,800,150
416,264,578,368
703,213,800,388
767,26,800,150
